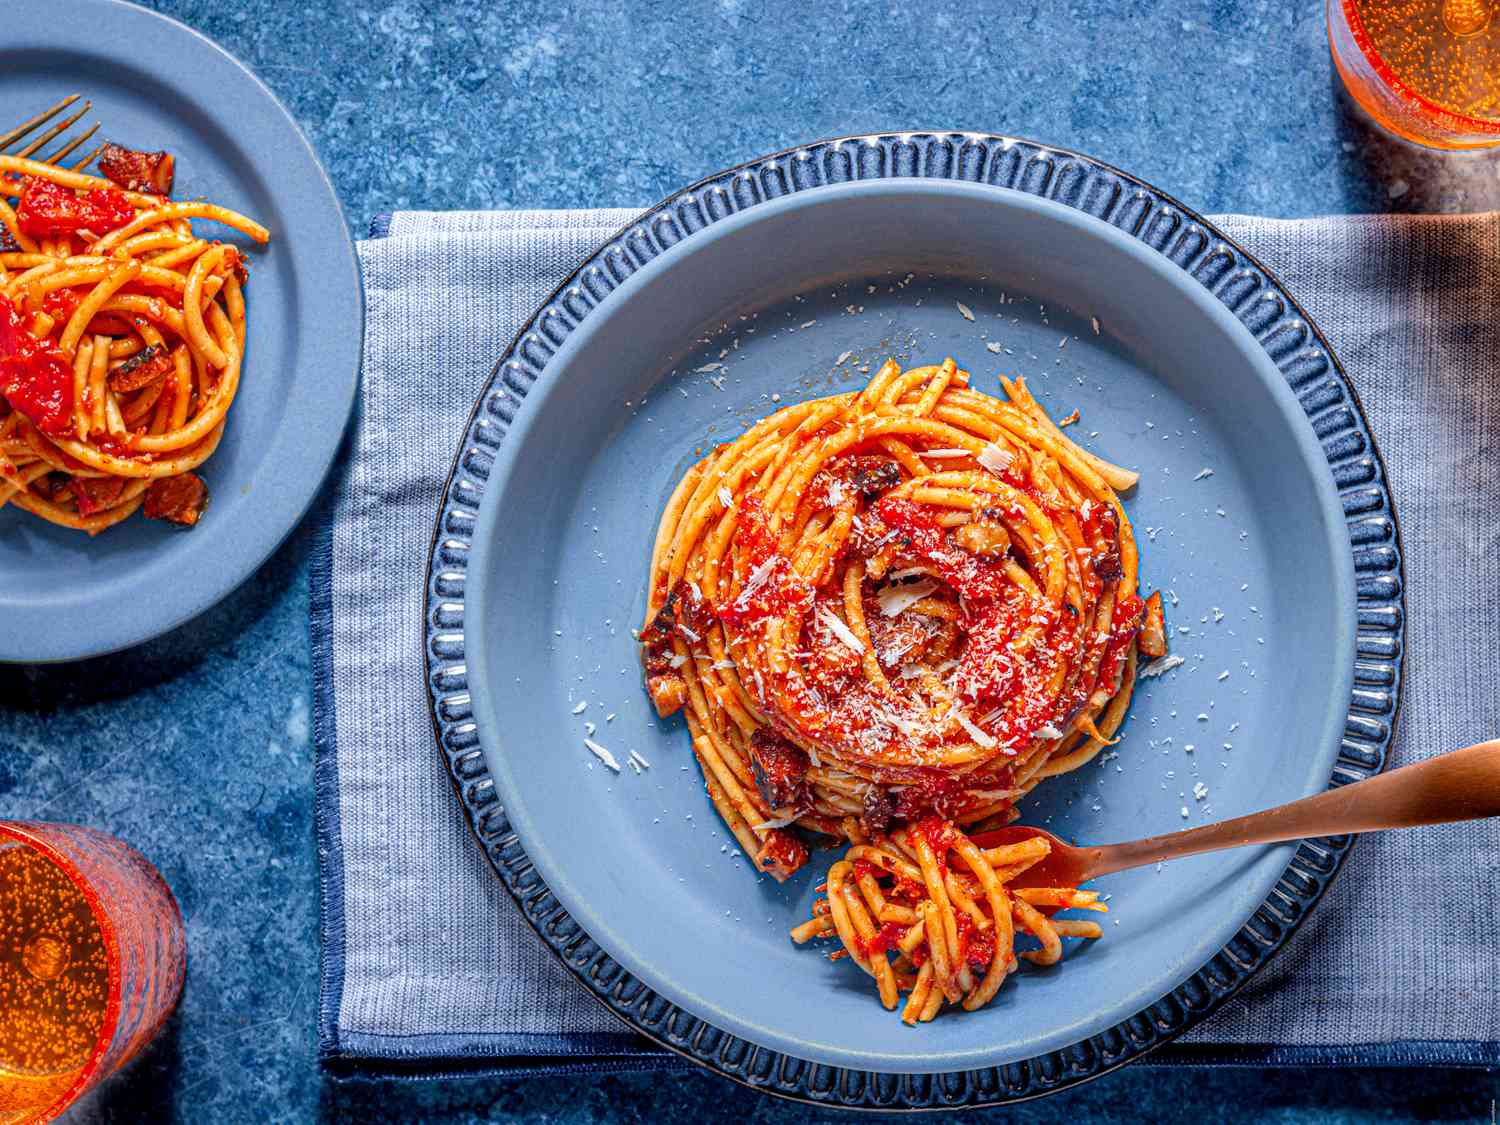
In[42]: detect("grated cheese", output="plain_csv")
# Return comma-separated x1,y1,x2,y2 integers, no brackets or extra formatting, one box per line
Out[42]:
817,606,866,654
1034,723,1066,740
571,702,587,714
1139,654,1185,678
677,623,701,642
889,566,931,581
1193,467,1214,481
956,301,975,321
583,739,622,772
752,813,802,830
668,653,688,669
718,487,733,509
952,708,997,749
876,579,939,618
744,556,778,596
977,443,1014,477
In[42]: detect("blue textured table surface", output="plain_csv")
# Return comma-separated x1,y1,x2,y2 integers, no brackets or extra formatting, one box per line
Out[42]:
2,1,1498,1122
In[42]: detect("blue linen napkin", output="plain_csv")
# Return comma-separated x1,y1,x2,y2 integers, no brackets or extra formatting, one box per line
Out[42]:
315,208,1500,1077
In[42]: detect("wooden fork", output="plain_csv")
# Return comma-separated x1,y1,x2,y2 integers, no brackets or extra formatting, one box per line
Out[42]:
0,94,105,170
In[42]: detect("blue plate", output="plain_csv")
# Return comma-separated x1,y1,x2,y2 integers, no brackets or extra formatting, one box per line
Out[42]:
0,0,361,662
428,135,1403,1106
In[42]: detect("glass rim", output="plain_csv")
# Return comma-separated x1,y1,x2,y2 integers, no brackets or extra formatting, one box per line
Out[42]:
1337,0,1500,137
0,822,123,1125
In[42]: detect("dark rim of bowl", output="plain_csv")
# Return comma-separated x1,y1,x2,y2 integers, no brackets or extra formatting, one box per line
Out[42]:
421,130,1405,1110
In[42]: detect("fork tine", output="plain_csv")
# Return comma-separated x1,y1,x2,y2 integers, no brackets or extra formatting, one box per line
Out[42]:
0,94,80,151
46,122,100,167
69,141,107,173
14,101,92,160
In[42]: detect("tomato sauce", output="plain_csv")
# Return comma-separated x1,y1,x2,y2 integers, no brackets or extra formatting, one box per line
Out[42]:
15,179,136,239
0,294,73,436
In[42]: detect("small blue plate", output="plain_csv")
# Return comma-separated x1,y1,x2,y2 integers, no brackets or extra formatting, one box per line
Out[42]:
428,135,1403,1106
0,0,362,662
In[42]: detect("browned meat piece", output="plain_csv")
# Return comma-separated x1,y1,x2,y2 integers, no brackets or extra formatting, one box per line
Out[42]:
807,455,903,509
954,511,1012,558
748,728,810,812
31,471,68,500
1138,590,1168,659
639,581,716,718
754,828,809,881
645,671,687,717
859,785,896,837
847,456,901,499
97,143,175,195
71,476,125,515
143,472,208,527
1088,503,1124,583
107,345,172,393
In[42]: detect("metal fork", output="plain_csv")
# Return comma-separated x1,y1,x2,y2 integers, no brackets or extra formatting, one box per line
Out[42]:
0,95,105,171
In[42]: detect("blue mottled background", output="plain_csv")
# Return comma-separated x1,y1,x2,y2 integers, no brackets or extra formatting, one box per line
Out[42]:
2,0,1498,1121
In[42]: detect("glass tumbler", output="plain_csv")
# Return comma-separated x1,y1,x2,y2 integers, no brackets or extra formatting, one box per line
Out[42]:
0,822,185,1124
1328,0,1500,148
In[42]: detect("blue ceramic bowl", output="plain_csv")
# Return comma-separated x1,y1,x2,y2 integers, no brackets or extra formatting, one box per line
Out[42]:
464,178,1356,1073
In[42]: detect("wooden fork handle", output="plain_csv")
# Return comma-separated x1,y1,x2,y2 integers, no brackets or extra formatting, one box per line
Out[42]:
1089,739,1500,879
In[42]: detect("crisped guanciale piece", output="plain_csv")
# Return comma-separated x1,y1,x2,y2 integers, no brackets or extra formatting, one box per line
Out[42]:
71,475,126,516
754,827,809,881
748,728,811,813
847,456,902,500
954,510,1012,558
1086,502,1124,583
97,143,175,195
143,472,207,527
859,785,896,838
639,580,714,718
1138,590,1167,659
107,344,172,393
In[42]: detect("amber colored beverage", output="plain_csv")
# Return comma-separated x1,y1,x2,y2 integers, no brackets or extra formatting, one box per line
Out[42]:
1329,0,1500,148
0,824,185,1124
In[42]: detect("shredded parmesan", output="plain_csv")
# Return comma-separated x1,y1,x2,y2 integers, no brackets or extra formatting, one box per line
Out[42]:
744,556,777,596
583,738,622,772
571,702,587,714
629,750,652,770
1034,723,1066,740
876,579,939,618
718,486,733,509
956,301,975,321
952,708,997,749
752,813,802,830
977,443,1014,476
668,653,688,669
986,341,1003,354
1193,467,1215,481
817,606,866,654
1139,654,1185,678
677,623,701,642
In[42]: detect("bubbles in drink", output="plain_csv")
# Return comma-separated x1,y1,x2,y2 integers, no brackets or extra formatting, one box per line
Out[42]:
0,842,109,1120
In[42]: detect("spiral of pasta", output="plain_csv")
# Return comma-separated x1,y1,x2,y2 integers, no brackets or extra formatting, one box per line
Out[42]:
640,358,1162,880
